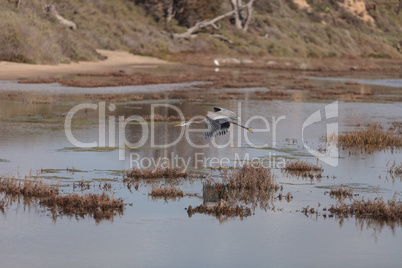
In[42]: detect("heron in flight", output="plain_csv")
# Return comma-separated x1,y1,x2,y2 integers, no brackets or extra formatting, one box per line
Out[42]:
174,107,253,139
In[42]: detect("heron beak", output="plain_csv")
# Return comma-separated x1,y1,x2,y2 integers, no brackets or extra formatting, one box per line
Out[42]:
174,124,181,127
248,127,254,133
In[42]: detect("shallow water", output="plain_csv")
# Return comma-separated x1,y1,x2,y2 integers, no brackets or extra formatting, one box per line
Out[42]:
0,73,402,267
309,77,402,88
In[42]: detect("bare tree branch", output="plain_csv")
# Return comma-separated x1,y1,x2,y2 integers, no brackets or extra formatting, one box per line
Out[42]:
166,0,175,22
243,0,255,32
171,1,253,39
230,0,243,29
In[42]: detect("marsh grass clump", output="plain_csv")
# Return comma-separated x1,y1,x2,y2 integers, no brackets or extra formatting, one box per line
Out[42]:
282,160,323,179
187,202,252,220
0,178,59,200
218,163,280,205
189,163,280,219
40,192,124,222
0,177,124,222
278,192,294,202
149,185,184,200
337,123,402,151
328,194,402,224
387,161,402,176
73,180,91,191
329,185,355,199
124,167,189,181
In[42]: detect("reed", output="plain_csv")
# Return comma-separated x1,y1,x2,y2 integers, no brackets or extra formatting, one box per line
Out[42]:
0,178,124,222
337,123,402,151
187,203,252,219
124,167,189,181
40,192,124,221
282,160,323,178
328,194,402,223
329,185,355,199
387,161,402,176
149,185,184,200
189,163,279,219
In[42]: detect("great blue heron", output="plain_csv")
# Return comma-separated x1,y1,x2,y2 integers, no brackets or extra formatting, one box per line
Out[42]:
174,107,253,139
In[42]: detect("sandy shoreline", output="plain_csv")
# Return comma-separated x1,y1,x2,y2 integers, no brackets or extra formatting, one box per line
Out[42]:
0,49,171,80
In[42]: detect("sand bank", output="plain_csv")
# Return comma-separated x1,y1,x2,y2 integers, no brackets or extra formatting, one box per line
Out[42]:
0,49,171,80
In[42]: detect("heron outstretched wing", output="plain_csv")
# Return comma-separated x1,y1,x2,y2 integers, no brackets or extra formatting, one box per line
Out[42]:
213,107,238,120
205,113,231,139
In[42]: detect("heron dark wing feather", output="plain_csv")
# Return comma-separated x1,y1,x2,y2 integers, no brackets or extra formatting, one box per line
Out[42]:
205,116,231,139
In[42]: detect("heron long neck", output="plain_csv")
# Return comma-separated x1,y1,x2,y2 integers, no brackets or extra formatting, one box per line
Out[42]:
232,122,249,131
187,119,206,125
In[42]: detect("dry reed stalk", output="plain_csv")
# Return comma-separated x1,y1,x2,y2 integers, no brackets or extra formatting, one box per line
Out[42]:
328,194,402,223
189,163,280,219
149,185,184,200
0,178,124,221
387,161,402,176
282,160,323,179
124,167,189,181
329,185,355,199
337,123,402,151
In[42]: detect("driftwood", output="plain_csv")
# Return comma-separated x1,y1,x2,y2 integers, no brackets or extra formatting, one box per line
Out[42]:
170,0,255,39
44,4,77,30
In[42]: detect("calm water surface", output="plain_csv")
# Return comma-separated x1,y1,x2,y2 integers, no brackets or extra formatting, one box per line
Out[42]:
0,74,401,268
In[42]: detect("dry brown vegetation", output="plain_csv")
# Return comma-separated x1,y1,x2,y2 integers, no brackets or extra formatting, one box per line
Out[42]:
387,161,402,176
19,71,217,88
337,123,402,151
41,192,124,221
328,194,402,225
73,180,91,191
188,163,280,219
0,178,124,222
84,93,144,102
329,185,355,199
0,178,59,200
187,202,252,220
124,167,189,181
282,160,323,179
17,69,292,93
149,185,184,200
278,192,294,202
